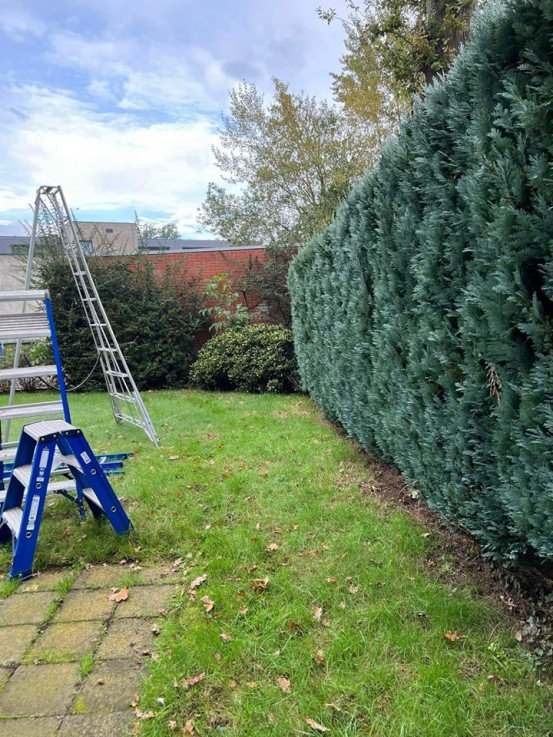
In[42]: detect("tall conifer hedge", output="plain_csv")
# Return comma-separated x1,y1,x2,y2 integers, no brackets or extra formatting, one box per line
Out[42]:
289,0,553,562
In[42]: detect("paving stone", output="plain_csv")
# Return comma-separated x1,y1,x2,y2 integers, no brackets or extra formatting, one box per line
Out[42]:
138,564,183,585
113,585,174,619
96,618,160,659
53,589,115,623
0,717,62,737
58,711,135,737
73,565,130,590
76,658,144,712
0,592,57,627
17,570,71,594
26,620,104,663
0,663,79,717
0,625,37,666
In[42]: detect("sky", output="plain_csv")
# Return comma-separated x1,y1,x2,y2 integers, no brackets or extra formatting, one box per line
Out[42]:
0,0,349,237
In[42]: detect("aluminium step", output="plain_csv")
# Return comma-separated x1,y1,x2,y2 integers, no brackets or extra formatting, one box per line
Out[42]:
13,454,82,485
0,401,64,422
23,419,77,441
0,290,48,302
2,507,23,536
0,365,58,382
0,313,51,341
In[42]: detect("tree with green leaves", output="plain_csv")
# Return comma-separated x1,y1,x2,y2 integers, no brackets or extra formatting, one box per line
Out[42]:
319,0,477,129
135,214,180,250
199,78,372,250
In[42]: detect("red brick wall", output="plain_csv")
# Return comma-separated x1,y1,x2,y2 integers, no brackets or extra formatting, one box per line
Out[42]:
140,248,268,291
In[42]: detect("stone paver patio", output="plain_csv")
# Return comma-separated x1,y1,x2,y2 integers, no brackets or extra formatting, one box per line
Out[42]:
0,563,179,736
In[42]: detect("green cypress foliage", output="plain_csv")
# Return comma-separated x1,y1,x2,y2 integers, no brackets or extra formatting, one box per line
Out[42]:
289,0,553,562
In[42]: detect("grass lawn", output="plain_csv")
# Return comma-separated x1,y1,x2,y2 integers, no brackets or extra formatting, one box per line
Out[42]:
1,390,552,735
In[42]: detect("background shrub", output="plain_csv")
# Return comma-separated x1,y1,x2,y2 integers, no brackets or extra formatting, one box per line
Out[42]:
289,0,553,563
37,257,206,390
189,324,299,393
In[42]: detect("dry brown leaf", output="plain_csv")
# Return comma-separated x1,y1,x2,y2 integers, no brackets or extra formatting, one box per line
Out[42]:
314,649,325,665
277,676,291,694
150,624,161,636
239,606,249,615
184,720,194,734
246,681,258,688
135,709,155,720
266,543,279,552
305,717,330,732
108,587,129,603
214,652,222,662
326,577,337,584
183,672,206,689
168,455,180,461
220,632,233,642
167,719,178,732
189,574,207,590
445,630,467,641
514,630,523,642
201,595,215,612
249,577,269,592
348,585,359,594
311,606,323,623
287,620,304,634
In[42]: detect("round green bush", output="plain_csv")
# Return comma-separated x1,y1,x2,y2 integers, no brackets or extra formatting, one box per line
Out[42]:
189,324,299,393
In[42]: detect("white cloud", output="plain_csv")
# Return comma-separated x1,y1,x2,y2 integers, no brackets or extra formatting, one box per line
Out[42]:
0,85,220,233
0,5,45,40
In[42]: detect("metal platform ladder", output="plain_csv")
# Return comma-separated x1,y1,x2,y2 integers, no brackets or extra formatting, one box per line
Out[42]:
0,419,132,579
29,185,159,445
0,289,71,460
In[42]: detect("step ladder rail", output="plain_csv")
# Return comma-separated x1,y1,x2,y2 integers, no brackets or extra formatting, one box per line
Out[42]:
7,438,57,580
57,429,131,533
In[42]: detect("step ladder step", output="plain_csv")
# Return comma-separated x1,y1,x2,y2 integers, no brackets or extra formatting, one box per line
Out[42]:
0,401,64,422
2,507,23,536
0,290,48,302
23,419,77,440
0,314,51,341
0,365,58,382
0,447,17,462
14,453,82,485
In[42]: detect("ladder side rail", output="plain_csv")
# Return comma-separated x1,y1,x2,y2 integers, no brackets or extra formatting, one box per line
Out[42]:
3,193,42,443
50,189,159,444
44,297,71,424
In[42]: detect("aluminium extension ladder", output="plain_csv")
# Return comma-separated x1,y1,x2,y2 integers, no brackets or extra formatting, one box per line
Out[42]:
29,185,159,445
0,419,132,579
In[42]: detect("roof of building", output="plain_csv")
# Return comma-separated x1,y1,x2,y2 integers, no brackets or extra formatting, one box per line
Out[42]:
143,238,264,253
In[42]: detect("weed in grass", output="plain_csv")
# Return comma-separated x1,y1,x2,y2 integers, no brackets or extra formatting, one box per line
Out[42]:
0,578,19,599
79,653,95,679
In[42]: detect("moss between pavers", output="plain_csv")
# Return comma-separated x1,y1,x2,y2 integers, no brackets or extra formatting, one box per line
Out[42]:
0,663,79,717
24,620,105,664
74,658,144,713
16,570,71,594
0,716,62,737
73,563,182,590
58,710,135,736
0,592,58,627
113,585,174,619
52,590,115,623
0,668,11,691
0,625,38,666
95,617,159,660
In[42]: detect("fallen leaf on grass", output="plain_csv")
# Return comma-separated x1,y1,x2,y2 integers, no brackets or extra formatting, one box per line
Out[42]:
201,595,215,612
108,587,129,603
168,455,180,461
220,632,233,642
184,719,195,734
311,606,323,623
189,574,207,591
305,717,330,732
287,620,305,634
246,681,258,688
249,577,269,592
277,676,291,693
135,709,155,720
239,606,249,615
445,630,467,641
266,543,279,552
314,649,325,665
150,624,161,636
183,673,205,689
326,577,337,584
167,719,178,732
514,630,523,642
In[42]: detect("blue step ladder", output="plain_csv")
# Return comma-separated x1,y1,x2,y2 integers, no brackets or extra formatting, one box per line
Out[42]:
1,419,132,579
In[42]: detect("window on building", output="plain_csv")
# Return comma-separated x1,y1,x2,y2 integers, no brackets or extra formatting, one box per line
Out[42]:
81,240,93,255
105,228,113,234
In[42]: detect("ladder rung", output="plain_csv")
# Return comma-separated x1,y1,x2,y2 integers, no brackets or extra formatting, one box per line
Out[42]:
0,365,58,382
105,370,128,378
111,392,137,403
0,290,48,302
82,487,102,509
52,452,81,471
2,507,23,535
0,447,17,462
0,401,64,422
